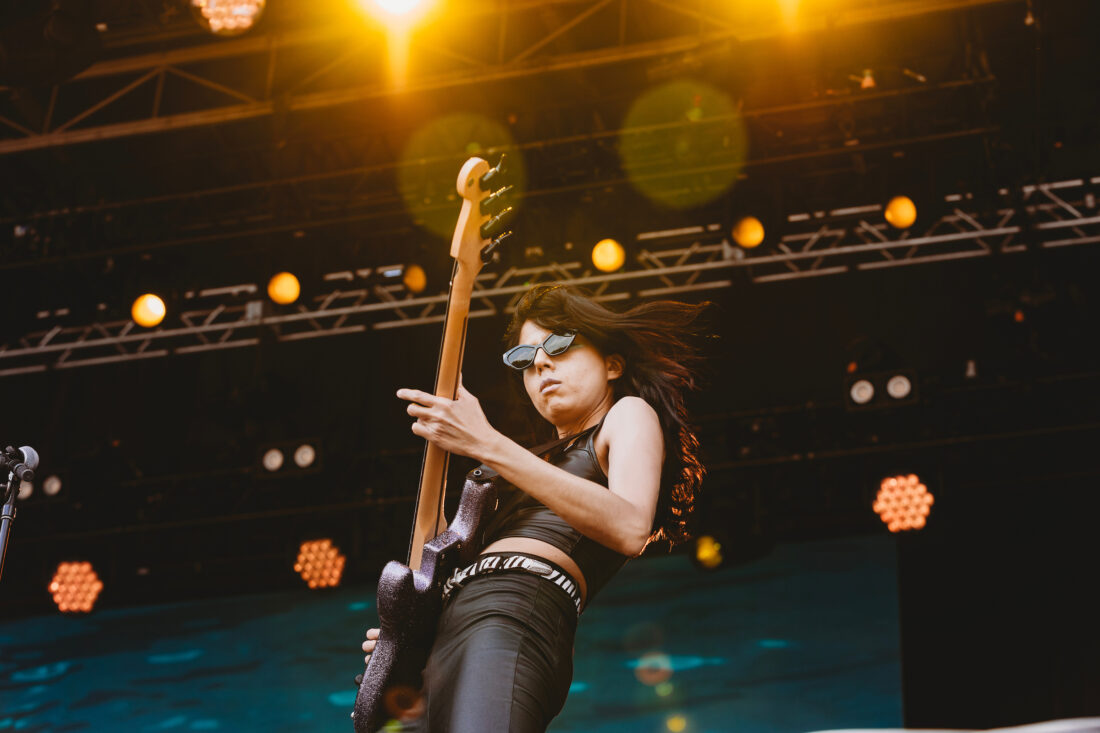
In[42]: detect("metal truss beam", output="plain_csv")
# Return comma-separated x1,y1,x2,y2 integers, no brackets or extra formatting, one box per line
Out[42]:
2,176,1097,377
0,0,1014,155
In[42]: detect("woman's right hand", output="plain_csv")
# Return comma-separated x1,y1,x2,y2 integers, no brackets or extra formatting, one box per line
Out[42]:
361,628,379,665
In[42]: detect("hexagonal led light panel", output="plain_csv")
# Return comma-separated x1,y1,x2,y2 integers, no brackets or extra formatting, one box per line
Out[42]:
293,539,346,589
49,561,104,613
873,474,934,532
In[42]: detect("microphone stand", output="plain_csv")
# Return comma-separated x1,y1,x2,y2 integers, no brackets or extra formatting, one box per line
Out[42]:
0,474,17,583
0,445,39,584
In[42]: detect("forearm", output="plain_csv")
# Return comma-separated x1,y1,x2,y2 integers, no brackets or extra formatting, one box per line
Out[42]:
479,434,652,556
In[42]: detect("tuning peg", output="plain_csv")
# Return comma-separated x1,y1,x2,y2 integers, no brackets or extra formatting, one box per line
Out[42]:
479,154,508,188
481,230,513,264
480,184,514,217
480,206,514,241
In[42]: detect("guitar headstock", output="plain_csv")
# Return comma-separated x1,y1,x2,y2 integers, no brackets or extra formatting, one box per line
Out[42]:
451,156,514,273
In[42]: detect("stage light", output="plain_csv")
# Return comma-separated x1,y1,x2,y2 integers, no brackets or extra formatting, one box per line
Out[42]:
267,272,300,305
732,216,765,248
849,379,874,405
43,475,62,496
666,715,688,733
885,196,917,229
358,0,434,24
294,539,346,589
131,294,166,328
262,448,284,472
403,264,427,294
191,0,265,36
885,374,912,400
873,474,934,532
591,238,625,273
293,444,316,469
49,561,103,613
693,535,724,569
17,480,33,500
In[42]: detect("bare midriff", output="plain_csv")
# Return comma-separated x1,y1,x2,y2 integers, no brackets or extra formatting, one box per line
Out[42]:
481,536,588,607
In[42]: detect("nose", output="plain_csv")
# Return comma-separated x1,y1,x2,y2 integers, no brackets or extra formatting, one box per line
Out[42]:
531,343,554,370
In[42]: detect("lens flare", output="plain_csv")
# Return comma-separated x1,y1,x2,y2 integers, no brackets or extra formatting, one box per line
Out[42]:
398,114,525,238
619,80,746,209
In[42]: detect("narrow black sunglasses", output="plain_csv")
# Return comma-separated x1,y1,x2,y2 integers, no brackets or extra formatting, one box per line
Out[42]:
502,331,578,370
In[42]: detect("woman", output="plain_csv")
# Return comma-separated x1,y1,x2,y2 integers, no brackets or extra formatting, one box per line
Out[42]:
362,283,706,731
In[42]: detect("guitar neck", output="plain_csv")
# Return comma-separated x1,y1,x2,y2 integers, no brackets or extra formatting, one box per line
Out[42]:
407,258,478,570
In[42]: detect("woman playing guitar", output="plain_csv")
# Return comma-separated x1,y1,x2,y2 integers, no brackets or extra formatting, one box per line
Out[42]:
362,282,706,731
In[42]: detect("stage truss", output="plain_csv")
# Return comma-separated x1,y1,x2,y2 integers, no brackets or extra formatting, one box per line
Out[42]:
2,176,1097,377
0,0,1013,155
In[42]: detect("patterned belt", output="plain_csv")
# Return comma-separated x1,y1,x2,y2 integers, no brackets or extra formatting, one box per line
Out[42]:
441,551,583,614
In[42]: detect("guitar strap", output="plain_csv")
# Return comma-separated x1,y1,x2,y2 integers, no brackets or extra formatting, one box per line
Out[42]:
465,423,601,482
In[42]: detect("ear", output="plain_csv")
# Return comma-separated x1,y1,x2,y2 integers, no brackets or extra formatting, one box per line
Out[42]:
605,354,624,381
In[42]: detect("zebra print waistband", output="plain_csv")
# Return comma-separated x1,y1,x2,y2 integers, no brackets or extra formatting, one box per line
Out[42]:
441,552,582,614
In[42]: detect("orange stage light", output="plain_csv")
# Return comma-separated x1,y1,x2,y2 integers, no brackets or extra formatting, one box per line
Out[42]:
592,238,625,272
268,272,301,305
131,294,166,328
49,561,104,613
294,539,346,589
873,474,934,532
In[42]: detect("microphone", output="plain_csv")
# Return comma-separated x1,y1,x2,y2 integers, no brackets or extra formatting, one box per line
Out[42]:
2,446,39,483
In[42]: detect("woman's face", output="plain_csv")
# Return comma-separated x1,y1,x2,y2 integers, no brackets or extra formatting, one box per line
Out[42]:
517,320,622,431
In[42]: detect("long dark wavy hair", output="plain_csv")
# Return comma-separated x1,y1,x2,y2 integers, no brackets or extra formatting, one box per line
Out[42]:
503,283,707,548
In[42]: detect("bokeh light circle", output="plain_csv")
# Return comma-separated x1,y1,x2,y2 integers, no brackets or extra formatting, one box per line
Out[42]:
619,79,747,209
732,216,765,248
634,651,673,685
591,238,626,272
132,294,166,328
268,272,301,305
885,195,918,229
398,114,525,239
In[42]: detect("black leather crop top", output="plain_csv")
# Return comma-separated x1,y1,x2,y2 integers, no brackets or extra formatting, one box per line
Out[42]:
480,420,629,606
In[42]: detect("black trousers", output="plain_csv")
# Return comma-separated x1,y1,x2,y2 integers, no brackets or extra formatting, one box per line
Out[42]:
405,571,578,732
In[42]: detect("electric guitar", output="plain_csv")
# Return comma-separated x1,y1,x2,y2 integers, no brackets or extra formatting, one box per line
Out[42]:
351,156,513,732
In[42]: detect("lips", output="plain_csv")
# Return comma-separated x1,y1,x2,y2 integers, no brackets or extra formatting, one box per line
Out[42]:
539,377,561,394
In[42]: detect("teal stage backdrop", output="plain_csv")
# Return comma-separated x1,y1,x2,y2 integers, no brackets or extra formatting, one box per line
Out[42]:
0,535,901,732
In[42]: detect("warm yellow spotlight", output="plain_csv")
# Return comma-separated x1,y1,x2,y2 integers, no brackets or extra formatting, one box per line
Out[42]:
592,238,625,272
191,0,265,36
666,715,689,733
49,561,103,613
885,196,918,229
358,0,434,23
732,216,765,248
694,535,724,569
403,264,427,294
268,272,301,305
131,294,166,328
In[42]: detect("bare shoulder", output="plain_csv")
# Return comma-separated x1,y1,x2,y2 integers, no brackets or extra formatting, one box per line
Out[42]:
604,395,660,430
596,396,662,454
